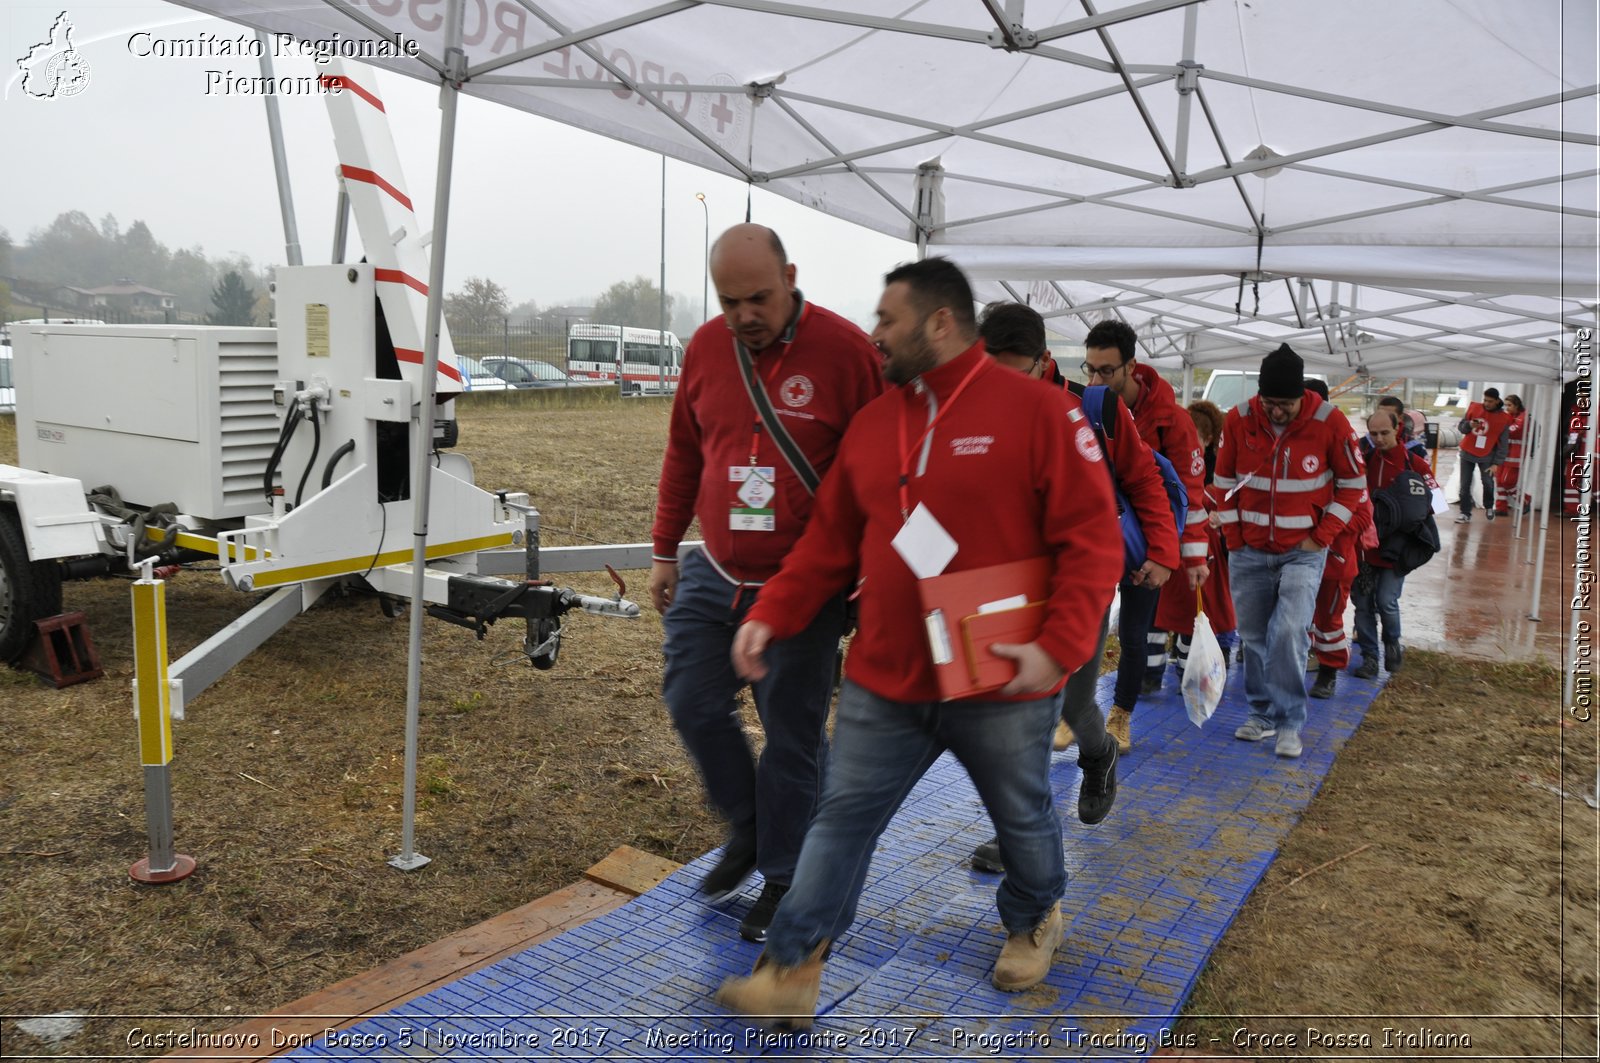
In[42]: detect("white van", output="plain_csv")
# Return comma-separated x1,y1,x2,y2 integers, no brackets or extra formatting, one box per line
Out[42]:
567,324,684,394
0,343,12,412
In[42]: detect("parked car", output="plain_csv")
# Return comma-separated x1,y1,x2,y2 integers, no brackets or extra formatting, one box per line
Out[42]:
454,355,515,391
479,357,611,389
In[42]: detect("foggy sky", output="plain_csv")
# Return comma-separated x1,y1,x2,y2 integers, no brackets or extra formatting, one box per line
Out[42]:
2,1,915,329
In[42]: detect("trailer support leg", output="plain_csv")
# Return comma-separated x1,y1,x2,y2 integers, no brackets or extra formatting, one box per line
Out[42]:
128,573,195,885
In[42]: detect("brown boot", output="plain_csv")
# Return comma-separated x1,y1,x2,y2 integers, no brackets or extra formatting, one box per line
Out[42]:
1106,706,1132,753
992,901,1063,991
714,940,829,1030
1051,719,1076,751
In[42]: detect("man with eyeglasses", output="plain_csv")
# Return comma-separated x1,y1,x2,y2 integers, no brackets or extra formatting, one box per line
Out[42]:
1213,345,1368,759
1080,320,1210,752
952,302,1180,877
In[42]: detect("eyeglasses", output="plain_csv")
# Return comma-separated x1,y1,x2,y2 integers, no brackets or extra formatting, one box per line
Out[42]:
1259,397,1299,411
1080,361,1124,379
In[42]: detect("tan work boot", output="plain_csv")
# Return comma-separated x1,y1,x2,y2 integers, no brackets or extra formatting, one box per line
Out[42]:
1051,719,1076,751
992,901,1063,991
715,940,829,1031
1106,706,1132,753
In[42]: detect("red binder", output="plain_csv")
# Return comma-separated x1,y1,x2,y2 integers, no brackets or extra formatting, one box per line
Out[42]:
916,556,1052,701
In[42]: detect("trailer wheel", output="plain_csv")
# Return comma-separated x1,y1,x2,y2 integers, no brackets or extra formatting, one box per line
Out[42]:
0,504,63,664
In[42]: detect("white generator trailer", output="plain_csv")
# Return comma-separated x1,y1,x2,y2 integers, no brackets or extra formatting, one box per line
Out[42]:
0,263,637,704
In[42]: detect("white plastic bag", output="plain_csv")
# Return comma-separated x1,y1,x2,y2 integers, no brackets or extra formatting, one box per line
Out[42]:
1181,609,1226,727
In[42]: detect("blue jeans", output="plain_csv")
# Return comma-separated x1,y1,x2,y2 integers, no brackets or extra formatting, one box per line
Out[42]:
662,549,846,885
1114,580,1163,710
1353,566,1407,652
1229,544,1326,735
764,681,1065,965
1458,454,1495,516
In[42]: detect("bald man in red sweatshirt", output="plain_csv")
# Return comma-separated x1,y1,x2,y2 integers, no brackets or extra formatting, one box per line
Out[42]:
715,257,1121,1026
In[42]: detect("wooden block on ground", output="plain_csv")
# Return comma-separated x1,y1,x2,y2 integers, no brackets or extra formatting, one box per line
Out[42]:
165,876,633,1062
583,844,681,896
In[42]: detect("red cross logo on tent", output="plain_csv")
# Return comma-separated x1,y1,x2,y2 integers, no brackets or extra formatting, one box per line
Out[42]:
781,374,815,408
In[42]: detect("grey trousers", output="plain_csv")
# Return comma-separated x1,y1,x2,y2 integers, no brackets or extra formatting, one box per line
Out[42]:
1058,605,1114,762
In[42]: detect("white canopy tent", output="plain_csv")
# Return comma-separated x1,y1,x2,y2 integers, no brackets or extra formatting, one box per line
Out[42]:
165,0,1597,859
172,0,1597,381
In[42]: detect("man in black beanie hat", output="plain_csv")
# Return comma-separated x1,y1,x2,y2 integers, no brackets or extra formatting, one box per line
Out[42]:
1213,344,1368,758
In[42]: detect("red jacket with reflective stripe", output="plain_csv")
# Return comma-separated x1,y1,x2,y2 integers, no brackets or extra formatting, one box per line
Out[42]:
745,342,1122,703
651,299,884,584
1127,363,1209,569
1214,393,1368,553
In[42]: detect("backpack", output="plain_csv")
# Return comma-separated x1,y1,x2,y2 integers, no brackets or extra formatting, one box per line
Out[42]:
1079,384,1190,575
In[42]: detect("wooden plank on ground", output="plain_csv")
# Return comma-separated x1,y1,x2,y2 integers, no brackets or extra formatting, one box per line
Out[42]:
165,854,658,1063
582,844,681,896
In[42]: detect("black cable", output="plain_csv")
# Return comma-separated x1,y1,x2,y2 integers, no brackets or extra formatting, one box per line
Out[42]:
362,497,387,579
294,401,322,508
263,398,302,502
322,439,356,490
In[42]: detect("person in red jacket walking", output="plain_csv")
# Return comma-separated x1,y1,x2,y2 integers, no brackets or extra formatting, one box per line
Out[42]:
1081,321,1210,752
1454,387,1511,523
1301,379,1374,699
649,224,884,943
1353,409,1438,678
716,258,1121,1023
961,301,1179,875
1215,345,1367,759
1154,400,1238,679
1494,395,1527,516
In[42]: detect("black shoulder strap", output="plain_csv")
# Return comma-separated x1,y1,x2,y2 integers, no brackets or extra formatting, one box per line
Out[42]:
734,340,821,495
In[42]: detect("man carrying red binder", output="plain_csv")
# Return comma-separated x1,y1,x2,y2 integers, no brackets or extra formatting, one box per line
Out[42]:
716,258,1121,1027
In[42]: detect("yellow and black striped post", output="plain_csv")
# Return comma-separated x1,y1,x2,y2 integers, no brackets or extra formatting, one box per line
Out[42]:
128,570,195,884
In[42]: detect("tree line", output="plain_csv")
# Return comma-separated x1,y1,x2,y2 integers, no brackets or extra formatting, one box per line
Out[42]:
3,211,708,337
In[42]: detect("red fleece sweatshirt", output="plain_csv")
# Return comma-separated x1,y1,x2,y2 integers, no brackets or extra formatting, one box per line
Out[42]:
651,298,884,584
1127,363,1210,569
746,342,1122,703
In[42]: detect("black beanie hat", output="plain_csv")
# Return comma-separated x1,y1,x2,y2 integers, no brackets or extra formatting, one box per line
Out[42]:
1483,387,1500,399
1258,344,1304,399
1304,378,1329,401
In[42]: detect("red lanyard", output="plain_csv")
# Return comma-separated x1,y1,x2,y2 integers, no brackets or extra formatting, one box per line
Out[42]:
896,356,990,519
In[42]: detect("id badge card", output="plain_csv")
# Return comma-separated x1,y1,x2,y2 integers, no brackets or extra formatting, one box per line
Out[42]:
730,466,777,531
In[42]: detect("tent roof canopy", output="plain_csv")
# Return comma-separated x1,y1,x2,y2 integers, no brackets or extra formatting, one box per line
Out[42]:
175,0,1598,380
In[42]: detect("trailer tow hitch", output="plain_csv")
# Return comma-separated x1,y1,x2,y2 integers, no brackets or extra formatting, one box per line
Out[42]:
426,570,640,670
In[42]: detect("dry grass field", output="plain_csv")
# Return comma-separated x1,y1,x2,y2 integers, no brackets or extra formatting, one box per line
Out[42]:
0,395,1594,1059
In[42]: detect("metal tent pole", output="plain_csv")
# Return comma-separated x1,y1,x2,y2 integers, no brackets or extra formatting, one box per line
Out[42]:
1512,382,1537,540
392,0,465,872
257,32,303,267
1529,382,1561,622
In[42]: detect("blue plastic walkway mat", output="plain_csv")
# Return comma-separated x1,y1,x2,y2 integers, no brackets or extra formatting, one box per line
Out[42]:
284,664,1382,1061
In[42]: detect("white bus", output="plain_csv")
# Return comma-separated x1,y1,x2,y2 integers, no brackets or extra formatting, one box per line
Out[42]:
566,323,685,394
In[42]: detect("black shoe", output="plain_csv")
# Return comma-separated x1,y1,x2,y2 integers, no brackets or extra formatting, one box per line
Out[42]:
970,837,1004,874
1077,740,1118,825
1384,641,1404,673
1352,652,1380,680
1486,508,1496,522
1309,665,1337,699
700,832,757,903
738,880,789,942
1140,672,1163,696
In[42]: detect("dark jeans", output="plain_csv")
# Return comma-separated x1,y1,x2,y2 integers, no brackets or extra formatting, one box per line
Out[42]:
1114,580,1163,711
764,682,1064,965
1458,454,1496,516
661,549,846,885
1353,566,1407,652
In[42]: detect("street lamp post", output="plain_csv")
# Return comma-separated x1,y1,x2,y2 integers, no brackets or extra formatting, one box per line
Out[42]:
695,192,709,322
